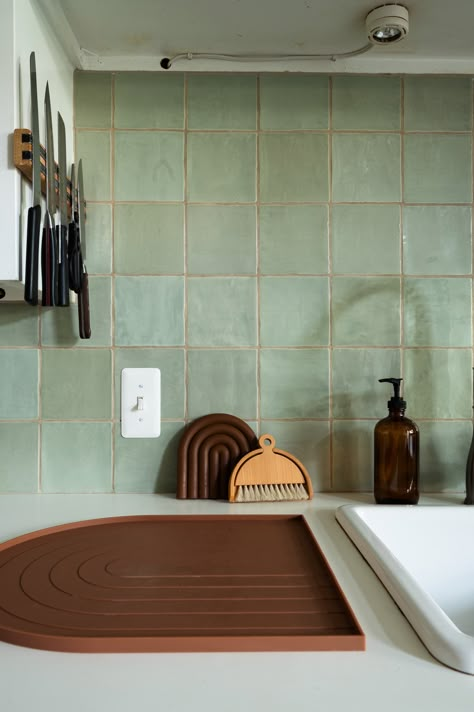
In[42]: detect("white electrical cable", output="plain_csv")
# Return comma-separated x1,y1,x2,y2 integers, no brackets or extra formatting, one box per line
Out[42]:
160,42,373,69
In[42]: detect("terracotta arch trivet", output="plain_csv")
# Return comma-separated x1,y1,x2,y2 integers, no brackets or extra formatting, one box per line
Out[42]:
176,413,259,499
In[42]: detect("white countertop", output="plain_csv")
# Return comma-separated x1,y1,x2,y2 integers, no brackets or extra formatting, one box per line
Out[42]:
0,492,472,712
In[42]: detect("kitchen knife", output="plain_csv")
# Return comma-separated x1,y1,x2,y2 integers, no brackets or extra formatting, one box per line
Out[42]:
41,83,57,306
77,160,91,339
24,52,41,305
56,112,69,306
68,163,81,293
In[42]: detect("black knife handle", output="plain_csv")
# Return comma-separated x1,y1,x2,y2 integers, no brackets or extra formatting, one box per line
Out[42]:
68,220,81,293
78,270,91,339
41,222,57,307
24,204,41,305
56,224,70,306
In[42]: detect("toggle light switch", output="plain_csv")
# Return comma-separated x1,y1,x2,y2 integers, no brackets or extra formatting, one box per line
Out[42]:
121,368,161,438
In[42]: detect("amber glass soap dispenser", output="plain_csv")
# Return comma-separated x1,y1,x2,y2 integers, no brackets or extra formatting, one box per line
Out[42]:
374,378,419,504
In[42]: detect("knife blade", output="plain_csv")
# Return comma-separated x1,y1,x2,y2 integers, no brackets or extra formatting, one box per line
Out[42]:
24,52,41,305
56,112,69,306
41,82,57,306
68,163,82,293
77,160,91,339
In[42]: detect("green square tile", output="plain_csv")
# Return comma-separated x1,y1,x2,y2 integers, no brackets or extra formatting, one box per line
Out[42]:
259,75,328,129
41,349,112,419
114,73,184,128
114,204,184,274
187,277,257,346
0,349,38,418
187,133,256,202
332,205,401,274
0,423,38,492
114,349,185,419
115,276,184,346
0,305,39,346
259,133,328,202
75,131,111,201
260,420,330,490
114,131,184,201
74,71,112,128
403,206,472,275
187,74,256,129
114,421,184,493
41,277,112,346
332,420,374,491
41,423,112,492
404,278,472,347
187,206,256,274
260,349,329,418
332,277,400,346
332,349,401,418
403,349,472,418
86,204,112,274
187,349,257,419
404,135,472,203
259,206,328,274
332,75,401,130
332,134,401,202
419,421,471,492
260,277,329,346
404,77,472,131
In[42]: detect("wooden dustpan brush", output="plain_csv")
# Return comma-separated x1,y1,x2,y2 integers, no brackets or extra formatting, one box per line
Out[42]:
228,434,313,502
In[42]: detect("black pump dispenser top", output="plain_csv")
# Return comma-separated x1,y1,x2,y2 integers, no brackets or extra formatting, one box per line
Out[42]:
379,377,406,411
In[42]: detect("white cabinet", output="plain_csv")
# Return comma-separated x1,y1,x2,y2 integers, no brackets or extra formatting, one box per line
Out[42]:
0,0,74,302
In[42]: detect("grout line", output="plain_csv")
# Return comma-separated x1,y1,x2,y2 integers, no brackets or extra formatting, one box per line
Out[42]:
327,75,334,490
74,126,474,136
400,76,405,380
110,72,116,491
255,74,261,434
471,76,474,408
183,73,189,424
85,199,474,208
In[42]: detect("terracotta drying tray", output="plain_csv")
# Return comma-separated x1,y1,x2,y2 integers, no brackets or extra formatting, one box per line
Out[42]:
0,515,365,653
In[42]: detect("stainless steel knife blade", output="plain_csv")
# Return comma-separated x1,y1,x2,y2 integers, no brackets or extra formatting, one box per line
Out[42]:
68,162,82,294
70,163,76,216
44,83,56,222
56,112,69,306
77,159,86,262
24,51,42,305
30,52,41,208
57,113,67,227
77,159,91,338
41,82,57,306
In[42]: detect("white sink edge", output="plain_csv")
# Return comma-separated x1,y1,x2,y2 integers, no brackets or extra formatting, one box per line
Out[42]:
336,504,474,675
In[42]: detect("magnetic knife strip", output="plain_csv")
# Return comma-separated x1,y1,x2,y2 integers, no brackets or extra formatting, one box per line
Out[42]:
13,128,77,219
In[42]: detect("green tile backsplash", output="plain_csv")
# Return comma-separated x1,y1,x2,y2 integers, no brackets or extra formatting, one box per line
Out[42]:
259,132,329,202
1,71,473,495
187,74,257,130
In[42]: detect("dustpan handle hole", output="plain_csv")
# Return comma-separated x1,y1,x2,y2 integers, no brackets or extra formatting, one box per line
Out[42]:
259,434,275,448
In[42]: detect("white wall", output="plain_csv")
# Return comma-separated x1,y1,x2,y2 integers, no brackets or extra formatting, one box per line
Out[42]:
0,1,18,285
0,0,75,300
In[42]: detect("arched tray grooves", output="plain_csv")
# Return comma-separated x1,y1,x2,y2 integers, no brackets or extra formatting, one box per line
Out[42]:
0,514,365,653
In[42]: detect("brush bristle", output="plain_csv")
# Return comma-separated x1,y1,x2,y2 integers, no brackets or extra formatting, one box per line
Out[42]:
235,483,309,502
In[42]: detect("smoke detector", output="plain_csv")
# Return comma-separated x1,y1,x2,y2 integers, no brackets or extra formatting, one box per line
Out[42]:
366,4,409,44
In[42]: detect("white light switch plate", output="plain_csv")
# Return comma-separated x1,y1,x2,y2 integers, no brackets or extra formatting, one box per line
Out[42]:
121,368,161,438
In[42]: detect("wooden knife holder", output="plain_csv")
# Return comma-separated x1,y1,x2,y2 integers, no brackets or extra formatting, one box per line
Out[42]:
13,128,74,218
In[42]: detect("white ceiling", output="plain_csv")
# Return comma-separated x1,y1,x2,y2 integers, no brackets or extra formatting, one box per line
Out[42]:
38,0,474,73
